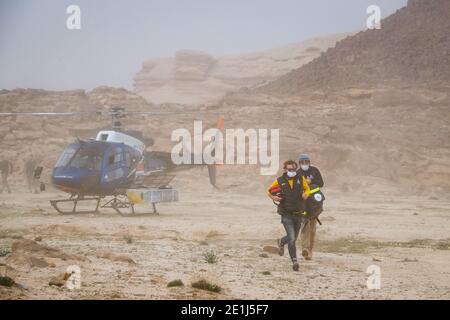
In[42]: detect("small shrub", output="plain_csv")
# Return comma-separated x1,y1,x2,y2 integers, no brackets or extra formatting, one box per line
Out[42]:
0,276,14,287
436,241,450,250
123,235,133,244
167,279,184,287
203,250,218,264
0,229,22,239
0,248,11,257
191,279,222,293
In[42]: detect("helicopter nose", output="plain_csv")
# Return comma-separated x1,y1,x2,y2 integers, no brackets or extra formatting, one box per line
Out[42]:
79,174,100,189
52,168,98,192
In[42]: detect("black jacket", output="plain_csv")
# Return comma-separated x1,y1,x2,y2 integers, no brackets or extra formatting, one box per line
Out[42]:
276,173,305,215
297,166,324,188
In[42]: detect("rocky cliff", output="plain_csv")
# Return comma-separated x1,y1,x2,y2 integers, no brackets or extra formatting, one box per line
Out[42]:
133,34,348,104
257,0,450,95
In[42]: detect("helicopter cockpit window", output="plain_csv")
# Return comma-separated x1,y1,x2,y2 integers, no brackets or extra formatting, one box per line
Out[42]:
108,148,123,166
69,148,102,171
55,145,77,167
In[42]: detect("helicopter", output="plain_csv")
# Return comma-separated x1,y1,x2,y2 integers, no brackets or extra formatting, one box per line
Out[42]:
0,107,221,215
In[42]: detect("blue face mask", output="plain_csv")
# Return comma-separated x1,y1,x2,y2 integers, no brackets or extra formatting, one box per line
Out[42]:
287,171,297,178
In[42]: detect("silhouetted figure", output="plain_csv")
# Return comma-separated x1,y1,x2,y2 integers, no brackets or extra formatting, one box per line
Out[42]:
25,158,40,194
0,160,13,194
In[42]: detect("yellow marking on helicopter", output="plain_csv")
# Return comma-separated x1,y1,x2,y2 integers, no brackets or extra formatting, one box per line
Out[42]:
126,191,144,204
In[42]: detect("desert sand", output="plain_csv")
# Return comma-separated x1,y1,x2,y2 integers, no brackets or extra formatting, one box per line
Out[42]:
1,164,449,299
1,92,450,300
1,0,449,300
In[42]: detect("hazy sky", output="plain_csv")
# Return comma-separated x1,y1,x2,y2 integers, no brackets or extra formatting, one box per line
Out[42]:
0,0,407,91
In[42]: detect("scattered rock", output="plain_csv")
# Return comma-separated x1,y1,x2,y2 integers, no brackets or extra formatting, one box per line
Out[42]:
7,253,49,269
14,282,28,290
205,231,226,239
49,278,65,287
259,253,269,258
372,257,382,262
263,246,279,255
7,239,87,269
312,125,331,136
28,256,49,268
12,239,73,260
344,89,373,100
30,208,44,214
34,236,43,242
49,272,70,287
401,258,418,263
96,251,136,264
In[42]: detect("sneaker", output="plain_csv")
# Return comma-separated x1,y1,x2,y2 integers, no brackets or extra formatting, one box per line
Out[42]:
292,262,299,271
277,239,284,256
302,249,312,260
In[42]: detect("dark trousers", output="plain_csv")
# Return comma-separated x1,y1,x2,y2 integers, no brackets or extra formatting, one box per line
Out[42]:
280,214,304,261
1,173,11,194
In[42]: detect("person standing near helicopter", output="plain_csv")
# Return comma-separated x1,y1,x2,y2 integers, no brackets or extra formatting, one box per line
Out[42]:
0,159,13,194
25,155,41,194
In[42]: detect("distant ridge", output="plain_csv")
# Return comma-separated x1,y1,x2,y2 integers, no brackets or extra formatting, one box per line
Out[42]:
257,0,450,95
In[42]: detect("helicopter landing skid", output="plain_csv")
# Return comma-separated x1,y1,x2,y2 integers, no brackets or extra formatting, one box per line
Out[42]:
50,196,101,215
101,196,136,216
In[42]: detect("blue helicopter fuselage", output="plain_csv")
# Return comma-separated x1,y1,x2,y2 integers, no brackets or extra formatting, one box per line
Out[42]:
51,140,142,196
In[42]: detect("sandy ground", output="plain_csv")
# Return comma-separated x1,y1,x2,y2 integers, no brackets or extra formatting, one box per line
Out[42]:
1,172,449,300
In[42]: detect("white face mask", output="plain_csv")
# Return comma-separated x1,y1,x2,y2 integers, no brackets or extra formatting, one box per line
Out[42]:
286,171,297,178
301,164,310,171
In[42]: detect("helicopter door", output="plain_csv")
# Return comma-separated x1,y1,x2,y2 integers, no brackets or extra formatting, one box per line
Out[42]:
103,147,126,185
124,152,132,169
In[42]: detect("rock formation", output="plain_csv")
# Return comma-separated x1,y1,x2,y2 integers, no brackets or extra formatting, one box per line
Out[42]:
133,34,348,104
257,0,450,95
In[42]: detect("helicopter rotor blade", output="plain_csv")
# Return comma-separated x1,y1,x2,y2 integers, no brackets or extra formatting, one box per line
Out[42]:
0,111,223,117
0,112,97,116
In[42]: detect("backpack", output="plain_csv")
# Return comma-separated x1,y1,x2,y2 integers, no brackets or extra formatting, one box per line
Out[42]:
305,184,325,220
